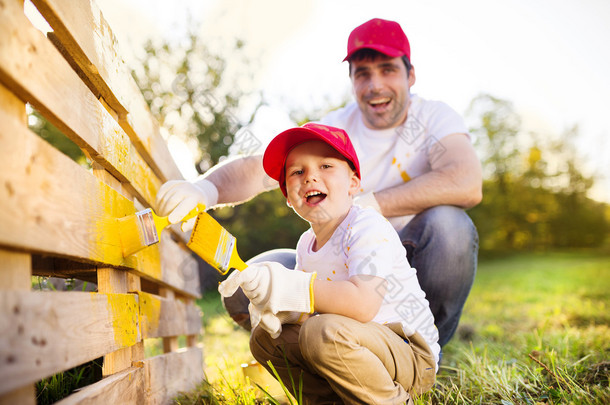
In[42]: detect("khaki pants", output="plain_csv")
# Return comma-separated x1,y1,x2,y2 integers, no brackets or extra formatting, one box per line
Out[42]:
250,314,436,405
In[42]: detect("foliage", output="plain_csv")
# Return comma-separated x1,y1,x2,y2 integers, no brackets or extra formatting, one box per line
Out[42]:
467,94,609,252
132,36,610,260
36,358,103,405
132,33,248,172
182,251,610,404
27,108,89,168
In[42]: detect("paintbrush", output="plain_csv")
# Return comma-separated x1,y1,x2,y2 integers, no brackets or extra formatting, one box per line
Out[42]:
187,211,247,275
118,204,204,257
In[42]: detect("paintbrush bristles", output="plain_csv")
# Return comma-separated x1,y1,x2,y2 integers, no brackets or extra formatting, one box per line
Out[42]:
188,211,247,275
118,209,156,257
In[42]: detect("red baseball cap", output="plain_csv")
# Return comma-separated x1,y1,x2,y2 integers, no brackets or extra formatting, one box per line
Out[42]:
344,18,411,62
263,123,361,197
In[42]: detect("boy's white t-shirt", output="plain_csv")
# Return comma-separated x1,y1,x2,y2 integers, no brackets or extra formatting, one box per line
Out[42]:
320,94,469,231
295,205,440,365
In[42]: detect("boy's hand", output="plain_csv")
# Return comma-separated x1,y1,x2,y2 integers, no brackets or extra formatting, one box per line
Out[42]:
248,304,308,338
218,262,316,315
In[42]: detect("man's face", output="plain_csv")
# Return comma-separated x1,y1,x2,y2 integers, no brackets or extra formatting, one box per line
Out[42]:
350,55,415,130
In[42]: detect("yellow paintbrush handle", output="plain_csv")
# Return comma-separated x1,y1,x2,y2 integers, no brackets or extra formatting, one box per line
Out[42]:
153,204,206,233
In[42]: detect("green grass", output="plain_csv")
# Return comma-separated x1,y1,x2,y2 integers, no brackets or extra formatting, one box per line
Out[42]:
178,251,610,404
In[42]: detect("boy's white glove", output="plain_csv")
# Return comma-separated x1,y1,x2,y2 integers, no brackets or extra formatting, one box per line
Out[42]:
248,304,304,339
156,179,219,229
218,262,316,315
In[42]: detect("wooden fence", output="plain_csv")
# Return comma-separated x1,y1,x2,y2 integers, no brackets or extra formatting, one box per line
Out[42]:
0,0,204,403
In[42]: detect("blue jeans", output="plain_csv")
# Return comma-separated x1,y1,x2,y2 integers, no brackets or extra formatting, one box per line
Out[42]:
221,205,478,347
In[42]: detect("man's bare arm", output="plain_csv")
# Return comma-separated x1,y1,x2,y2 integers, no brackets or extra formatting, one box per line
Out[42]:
202,155,278,206
375,133,482,217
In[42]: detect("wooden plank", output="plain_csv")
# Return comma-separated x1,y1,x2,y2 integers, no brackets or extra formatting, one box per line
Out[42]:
54,366,145,405
98,268,133,376
0,251,31,291
30,0,184,183
142,347,204,405
0,76,26,123
159,289,178,353
0,250,34,404
159,232,201,298
0,0,162,206
0,385,35,405
0,291,139,395
0,108,199,297
138,292,202,339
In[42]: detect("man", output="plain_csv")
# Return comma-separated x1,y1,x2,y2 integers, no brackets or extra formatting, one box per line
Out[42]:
156,18,482,347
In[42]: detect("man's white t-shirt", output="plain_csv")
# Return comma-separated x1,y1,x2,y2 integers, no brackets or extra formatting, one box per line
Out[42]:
320,94,469,230
295,205,441,365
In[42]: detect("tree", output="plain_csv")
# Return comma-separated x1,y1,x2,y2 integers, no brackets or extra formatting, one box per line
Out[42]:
133,32,308,262
467,94,609,252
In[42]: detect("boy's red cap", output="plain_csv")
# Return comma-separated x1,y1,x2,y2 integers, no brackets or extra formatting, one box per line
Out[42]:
263,123,361,197
344,18,411,62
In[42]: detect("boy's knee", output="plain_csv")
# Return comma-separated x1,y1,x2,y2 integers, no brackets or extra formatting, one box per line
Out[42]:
299,314,345,363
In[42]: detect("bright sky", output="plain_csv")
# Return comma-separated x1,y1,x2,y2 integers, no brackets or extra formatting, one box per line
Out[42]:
92,0,610,202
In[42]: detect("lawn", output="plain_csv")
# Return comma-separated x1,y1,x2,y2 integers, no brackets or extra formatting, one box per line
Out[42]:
178,251,610,404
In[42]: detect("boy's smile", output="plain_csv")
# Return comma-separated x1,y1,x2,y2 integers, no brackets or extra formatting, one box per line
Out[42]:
285,141,360,240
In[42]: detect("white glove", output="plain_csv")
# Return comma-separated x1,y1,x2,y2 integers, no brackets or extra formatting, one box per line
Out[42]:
218,262,316,315
354,191,382,214
249,304,304,339
156,179,219,228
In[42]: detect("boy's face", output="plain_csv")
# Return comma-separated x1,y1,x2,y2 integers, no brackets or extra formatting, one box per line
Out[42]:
285,141,360,227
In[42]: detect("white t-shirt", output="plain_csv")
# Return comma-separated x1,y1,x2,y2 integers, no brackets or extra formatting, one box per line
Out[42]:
320,94,469,231
295,205,440,365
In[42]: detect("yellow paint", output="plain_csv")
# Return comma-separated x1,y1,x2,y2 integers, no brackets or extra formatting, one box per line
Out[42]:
96,292,139,348
87,175,163,280
392,157,397,165
137,291,161,338
400,170,411,182
188,211,247,275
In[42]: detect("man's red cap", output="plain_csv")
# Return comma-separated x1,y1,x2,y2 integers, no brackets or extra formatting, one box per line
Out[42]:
263,123,361,197
343,18,410,62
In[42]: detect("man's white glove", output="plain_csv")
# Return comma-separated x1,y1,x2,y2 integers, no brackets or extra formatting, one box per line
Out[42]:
156,179,219,229
353,191,382,214
218,262,316,315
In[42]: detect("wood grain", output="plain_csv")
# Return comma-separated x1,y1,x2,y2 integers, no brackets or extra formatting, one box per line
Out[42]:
142,348,204,405
0,0,162,206
0,291,139,395
31,0,184,183
0,108,199,297
54,366,145,405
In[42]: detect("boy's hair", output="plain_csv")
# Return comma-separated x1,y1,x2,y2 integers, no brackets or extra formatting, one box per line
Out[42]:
262,123,361,197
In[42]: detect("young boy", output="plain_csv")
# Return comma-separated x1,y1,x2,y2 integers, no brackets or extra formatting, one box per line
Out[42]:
219,123,439,404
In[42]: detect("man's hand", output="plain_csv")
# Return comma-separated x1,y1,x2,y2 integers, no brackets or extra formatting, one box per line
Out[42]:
156,179,219,228
218,262,316,315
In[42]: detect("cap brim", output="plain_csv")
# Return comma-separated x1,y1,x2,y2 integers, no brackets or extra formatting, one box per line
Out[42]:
263,128,332,196
343,44,404,62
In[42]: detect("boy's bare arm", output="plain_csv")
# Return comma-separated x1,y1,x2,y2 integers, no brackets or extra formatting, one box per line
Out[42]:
313,275,387,323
